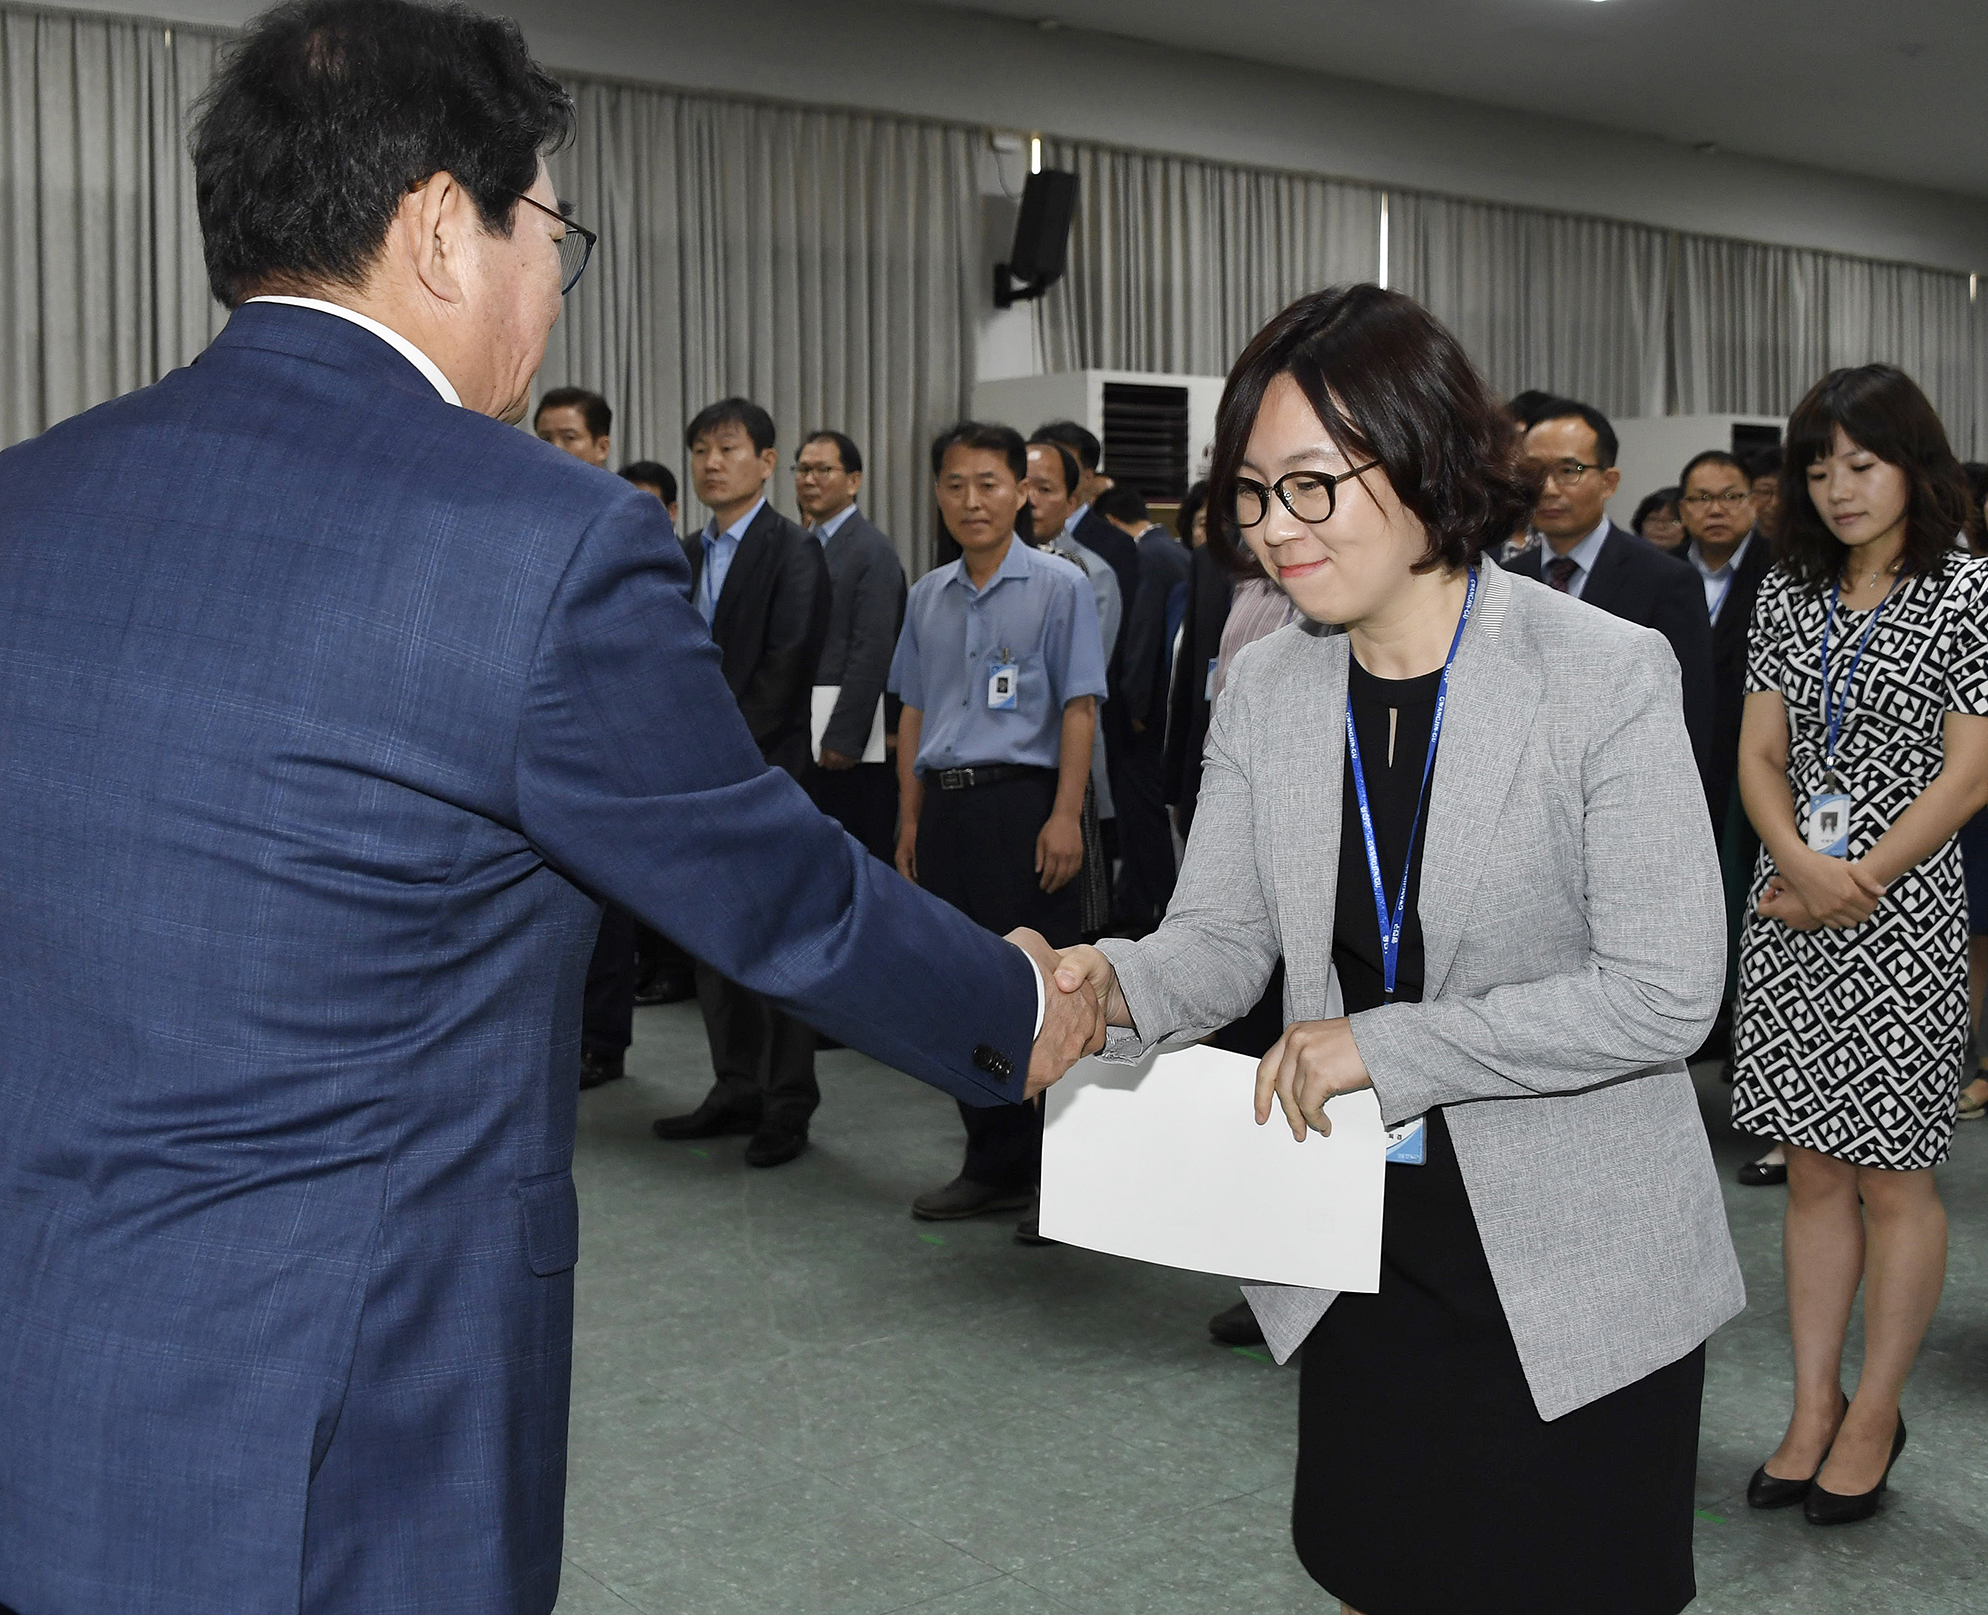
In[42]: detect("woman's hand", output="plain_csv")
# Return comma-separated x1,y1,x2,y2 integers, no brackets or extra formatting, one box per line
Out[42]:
1779,851,1886,928
1756,878,1822,931
1052,944,1134,1028
1255,1018,1373,1141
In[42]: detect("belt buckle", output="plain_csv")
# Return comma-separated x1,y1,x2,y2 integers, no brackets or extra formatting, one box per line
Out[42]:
940,767,971,791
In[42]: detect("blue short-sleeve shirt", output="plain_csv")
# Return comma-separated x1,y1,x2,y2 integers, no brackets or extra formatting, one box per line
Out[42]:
889,538,1109,776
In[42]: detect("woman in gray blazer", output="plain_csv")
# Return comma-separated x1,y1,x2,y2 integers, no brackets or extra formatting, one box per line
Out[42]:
1055,286,1743,1615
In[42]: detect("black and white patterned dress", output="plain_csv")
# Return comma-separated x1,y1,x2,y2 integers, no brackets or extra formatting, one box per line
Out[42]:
1731,555,1988,1169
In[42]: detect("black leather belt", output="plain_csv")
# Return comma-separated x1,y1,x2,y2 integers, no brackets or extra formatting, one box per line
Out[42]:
932,763,1052,791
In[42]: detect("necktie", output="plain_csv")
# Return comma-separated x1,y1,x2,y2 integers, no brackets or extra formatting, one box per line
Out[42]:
1546,556,1579,593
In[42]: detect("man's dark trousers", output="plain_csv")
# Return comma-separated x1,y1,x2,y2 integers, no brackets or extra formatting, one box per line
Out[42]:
695,963,820,1128
917,770,1081,1188
806,760,897,864
583,904,638,1059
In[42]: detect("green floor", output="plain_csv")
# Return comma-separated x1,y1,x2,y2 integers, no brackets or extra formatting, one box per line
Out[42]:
555,1001,1988,1613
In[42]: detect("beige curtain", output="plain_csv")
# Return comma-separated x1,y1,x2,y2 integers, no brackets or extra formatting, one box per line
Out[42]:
1037,138,1382,378
540,82,982,571
1389,191,1673,419
0,7,224,447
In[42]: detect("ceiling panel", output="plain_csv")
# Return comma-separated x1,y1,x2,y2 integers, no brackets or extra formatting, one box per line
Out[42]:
910,0,1988,198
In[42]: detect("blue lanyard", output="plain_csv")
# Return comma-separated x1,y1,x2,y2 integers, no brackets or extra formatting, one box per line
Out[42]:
1345,568,1477,1002
1819,576,1898,773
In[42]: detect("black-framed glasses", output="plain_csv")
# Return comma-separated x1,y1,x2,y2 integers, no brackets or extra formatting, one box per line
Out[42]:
1230,461,1380,528
516,192,597,294
1680,488,1753,509
1534,459,1604,488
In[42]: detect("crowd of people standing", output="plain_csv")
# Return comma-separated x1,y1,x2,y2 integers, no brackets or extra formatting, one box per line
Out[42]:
543,302,1988,1607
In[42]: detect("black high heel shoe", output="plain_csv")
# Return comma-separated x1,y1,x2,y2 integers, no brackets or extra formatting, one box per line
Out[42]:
1803,1415,1907,1526
1747,1390,1849,1509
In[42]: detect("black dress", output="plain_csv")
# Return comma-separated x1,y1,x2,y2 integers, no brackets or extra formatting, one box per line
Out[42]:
1292,657,1705,1615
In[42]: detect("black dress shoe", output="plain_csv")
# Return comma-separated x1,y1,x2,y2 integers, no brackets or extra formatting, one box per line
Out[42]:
1737,1157,1788,1186
1747,1390,1849,1509
1014,1214,1058,1246
1209,1299,1265,1347
1805,1415,1906,1526
652,1096,760,1141
633,970,696,1006
578,1048,625,1090
743,1125,808,1168
910,1177,1033,1221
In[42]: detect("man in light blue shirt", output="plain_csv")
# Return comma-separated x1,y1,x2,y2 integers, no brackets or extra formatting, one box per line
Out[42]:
890,421,1108,1228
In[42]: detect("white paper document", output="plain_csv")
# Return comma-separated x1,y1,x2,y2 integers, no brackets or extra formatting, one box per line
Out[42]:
1039,1044,1385,1293
809,685,887,764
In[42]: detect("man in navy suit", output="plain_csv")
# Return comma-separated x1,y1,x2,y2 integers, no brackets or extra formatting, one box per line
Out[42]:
0,5,1098,1612
1501,399,1717,805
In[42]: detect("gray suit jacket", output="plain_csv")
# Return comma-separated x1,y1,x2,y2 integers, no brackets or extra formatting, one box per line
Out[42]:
812,508,907,760
1096,559,1744,1420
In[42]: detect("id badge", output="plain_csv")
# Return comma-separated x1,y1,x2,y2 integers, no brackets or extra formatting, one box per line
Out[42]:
1384,1116,1427,1166
1805,791,1851,858
987,662,1019,711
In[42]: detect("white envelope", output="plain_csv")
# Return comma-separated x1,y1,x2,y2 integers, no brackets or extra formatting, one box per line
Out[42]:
1039,1044,1385,1293
809,685,887,764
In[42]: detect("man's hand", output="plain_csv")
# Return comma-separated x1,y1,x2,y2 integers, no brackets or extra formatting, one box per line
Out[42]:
818,746,858,771
1255,1018,1373,1141
1781,851,1885,929
895,823,918,884
1035,809,1083,893
1052,943,1134,1029
1009,927,1105,1097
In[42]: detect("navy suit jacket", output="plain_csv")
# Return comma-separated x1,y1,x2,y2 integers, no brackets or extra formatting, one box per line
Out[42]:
0,303,1037,1614
1500,519,1718,815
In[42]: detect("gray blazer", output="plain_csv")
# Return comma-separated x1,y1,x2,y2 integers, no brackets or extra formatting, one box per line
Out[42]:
1096,559,1744,1420
812,508,907,759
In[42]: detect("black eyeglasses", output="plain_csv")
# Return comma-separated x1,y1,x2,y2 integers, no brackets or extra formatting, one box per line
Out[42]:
515,193,597,294
1230,462,1380,528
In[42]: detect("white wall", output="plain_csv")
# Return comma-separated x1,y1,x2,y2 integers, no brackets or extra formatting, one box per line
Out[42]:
63,0,1988,275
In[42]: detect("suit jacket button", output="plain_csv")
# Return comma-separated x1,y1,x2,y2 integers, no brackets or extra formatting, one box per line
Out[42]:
973,1044,1012,1078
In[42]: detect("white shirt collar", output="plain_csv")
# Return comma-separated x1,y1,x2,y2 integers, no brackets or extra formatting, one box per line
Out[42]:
245,296,461,407
1063,502,1090,538
1549,516,1611,575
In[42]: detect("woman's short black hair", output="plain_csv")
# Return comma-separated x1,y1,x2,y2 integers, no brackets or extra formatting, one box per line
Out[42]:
930,422,1026,482
1208,284,1535,578
1632,487,1681,534
1773,364,1976,589
193,0,573,308
1176,479,1210,544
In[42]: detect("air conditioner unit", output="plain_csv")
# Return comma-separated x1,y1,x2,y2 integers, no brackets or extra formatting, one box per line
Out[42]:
969,370,1227,510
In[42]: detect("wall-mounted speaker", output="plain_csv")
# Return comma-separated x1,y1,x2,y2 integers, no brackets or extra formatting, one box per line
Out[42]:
995,169,1079,309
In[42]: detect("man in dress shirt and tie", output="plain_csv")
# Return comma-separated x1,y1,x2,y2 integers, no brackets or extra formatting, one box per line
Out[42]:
894,423,1109,1228
1502,399,1717,815
653,398,832,1168
793,430,906,863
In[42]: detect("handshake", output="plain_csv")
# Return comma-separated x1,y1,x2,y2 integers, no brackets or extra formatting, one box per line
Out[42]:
1006,928,1132,1099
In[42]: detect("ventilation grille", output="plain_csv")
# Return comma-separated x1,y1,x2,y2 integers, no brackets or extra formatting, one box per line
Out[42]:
1102,382,1189,503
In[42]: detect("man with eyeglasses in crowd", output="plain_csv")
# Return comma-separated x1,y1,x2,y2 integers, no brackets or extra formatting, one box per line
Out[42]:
1502,398,1716,814
792,429,906,865
1677,448,1776,1111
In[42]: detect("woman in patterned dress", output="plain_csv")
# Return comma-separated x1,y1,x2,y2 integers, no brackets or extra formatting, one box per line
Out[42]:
1731,364,1988,1525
